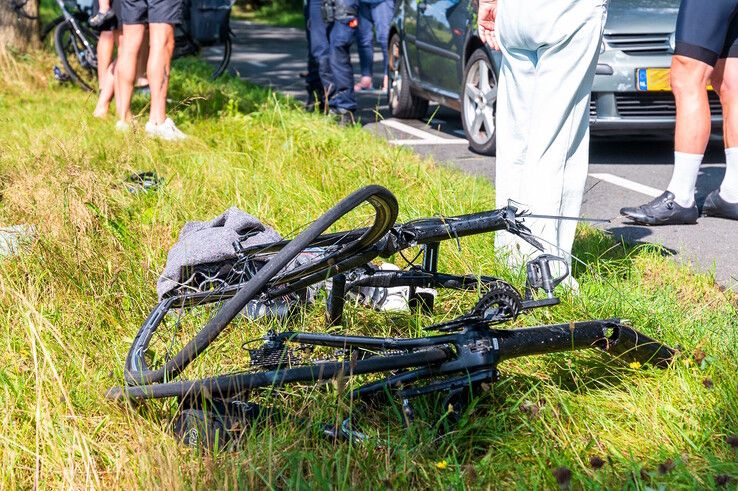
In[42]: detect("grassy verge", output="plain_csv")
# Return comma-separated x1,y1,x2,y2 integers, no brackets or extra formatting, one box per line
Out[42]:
1,49,737,489
232,1,305,29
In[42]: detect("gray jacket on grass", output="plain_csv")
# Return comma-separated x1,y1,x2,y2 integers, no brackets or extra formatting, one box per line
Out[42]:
157,207,281,299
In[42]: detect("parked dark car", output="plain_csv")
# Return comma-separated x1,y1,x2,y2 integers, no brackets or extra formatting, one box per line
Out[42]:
387,0,723,155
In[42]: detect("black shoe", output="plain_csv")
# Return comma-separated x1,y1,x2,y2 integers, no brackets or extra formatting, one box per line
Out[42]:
619,191,699,225
304,99,327,113
328,108,356,126
702,189,738,220
89,9,116,28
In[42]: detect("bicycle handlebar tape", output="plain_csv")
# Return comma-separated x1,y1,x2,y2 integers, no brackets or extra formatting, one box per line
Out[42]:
122,185,398,387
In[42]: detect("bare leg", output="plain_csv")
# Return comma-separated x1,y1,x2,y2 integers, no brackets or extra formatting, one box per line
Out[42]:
94,28,121,118
711,57,738,203
116,24,146,123
146,23,175,125
94,60,116,117
136,33,149,87
113,29,124,118
672,55,713,154
712,58,738,148
96,30,114,82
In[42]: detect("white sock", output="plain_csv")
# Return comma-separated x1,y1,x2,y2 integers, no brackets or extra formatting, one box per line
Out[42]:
719,148,738,203
666,152,702,207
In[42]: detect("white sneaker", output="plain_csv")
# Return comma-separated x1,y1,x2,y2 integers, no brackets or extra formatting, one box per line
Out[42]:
145,118,187,141
348,263,412,312
115,120,130,132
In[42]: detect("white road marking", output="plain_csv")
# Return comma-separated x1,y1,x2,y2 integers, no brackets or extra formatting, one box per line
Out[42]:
245,60,266,67
381,119,467,146
388,139,470,146
588,173,662,197
380,119,445,139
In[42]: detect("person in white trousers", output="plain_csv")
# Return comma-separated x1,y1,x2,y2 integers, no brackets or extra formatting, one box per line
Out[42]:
478,0,608,287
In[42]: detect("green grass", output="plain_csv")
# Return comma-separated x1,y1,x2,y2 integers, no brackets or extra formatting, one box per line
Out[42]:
232,1,305,28
1,48,738,489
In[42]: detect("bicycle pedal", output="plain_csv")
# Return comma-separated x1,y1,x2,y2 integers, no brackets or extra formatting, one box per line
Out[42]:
53,66,71,82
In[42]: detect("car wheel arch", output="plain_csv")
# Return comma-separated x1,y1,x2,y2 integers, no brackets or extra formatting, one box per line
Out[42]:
463,35,496,72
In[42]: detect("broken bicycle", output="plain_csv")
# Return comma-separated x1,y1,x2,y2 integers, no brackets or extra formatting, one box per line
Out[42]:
107,185,675,446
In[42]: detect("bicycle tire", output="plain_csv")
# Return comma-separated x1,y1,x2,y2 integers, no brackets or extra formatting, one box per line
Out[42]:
54,21,97,92
42,15,64,44
209,34,232,80
110,346,450,400
172,28,232,80
124,185,399,386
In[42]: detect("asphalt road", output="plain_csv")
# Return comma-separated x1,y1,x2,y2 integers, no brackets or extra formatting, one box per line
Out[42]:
226,20,738,290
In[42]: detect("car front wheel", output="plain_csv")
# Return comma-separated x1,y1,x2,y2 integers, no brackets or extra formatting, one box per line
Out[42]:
387,34,429,119
461,48,497,156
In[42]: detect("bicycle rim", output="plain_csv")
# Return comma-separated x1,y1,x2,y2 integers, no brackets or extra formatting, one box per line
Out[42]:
54,21,97,91
111,345,450,400
123,186,399,386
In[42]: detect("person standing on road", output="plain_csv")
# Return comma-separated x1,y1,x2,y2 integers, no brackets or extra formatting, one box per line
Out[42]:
115,0,186,140
620,0,738,224
478,0,608,285
323,0,359,123
354,0,393,92
305,0,334,111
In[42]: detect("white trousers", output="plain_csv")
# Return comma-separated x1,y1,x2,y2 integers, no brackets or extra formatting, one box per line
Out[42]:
493,0,608,267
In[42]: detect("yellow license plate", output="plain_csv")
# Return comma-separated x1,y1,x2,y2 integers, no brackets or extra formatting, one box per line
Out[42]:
636,68,713,91
636,68,671,91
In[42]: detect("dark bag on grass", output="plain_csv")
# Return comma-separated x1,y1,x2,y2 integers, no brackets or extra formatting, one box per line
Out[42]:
189,0,233,45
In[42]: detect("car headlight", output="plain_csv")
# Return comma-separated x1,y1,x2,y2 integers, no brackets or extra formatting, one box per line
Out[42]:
669,32,676,53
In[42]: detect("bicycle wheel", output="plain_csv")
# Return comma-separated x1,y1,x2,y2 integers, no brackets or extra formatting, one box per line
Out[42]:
123,185,399,387
110,343,451,400
54,20,98,91
173,30,232,80
204,34,232,79
42,15,65,46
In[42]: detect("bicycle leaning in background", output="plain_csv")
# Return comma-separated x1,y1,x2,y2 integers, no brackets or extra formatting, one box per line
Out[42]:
38,0,235,91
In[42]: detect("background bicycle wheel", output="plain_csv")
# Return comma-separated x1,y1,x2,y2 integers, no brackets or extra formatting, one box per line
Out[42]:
54,20,98,91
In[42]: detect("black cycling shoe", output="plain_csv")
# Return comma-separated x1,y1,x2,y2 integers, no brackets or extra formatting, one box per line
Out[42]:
89,9,116,28
702,189,738,220
619,191,699,225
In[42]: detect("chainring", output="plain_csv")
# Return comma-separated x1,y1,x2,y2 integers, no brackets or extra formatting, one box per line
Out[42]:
472,281,523,324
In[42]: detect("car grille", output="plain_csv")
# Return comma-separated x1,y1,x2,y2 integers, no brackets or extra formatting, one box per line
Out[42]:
589,97,598,119
614,92,722,118
603,33,671,55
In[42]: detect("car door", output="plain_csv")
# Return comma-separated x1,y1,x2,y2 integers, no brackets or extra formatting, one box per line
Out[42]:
401,0,422,81
415,0,466,94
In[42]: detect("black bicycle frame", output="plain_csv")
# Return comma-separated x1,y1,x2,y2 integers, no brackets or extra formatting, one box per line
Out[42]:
108,319,674,401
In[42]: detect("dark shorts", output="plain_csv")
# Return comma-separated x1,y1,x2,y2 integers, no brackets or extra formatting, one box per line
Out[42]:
92,0,122,31
675,0,738,66
120,0,184,25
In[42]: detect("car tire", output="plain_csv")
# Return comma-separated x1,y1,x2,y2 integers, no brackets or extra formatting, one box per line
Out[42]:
461,48,497,156
387,34,429,120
